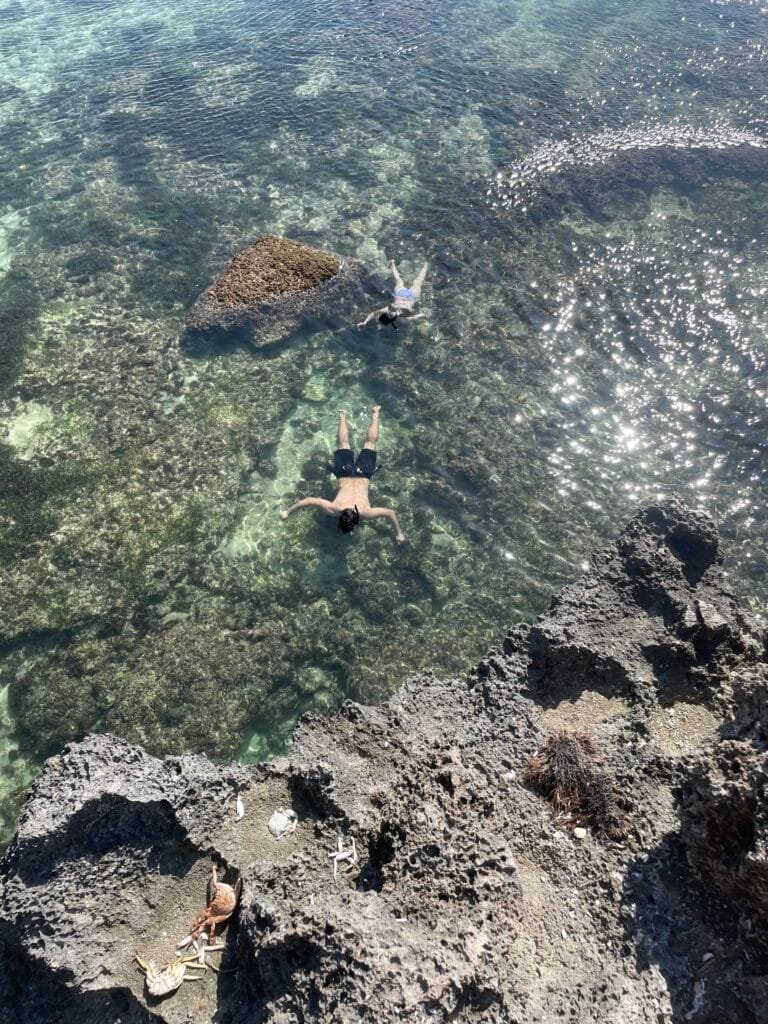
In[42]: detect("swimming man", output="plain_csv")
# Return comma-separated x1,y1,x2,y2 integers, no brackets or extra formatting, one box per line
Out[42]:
279,405,405,542
357,260,428,329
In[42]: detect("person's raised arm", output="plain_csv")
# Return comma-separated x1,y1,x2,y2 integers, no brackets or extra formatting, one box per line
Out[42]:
363,506,405,543
280,497,336,520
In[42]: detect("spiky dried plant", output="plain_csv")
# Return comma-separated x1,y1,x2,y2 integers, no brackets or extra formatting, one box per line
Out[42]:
523,730,627,840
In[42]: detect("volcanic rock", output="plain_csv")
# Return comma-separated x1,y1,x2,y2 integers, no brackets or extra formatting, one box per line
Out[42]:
2,499,767,1023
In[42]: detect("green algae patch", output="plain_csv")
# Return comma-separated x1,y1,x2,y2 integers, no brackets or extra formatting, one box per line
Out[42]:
0,271,42,396
0,442,97,566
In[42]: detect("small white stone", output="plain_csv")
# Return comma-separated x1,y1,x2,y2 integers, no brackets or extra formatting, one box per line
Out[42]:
574,827,588,840
268,808,298,839
561,929,568,940
235,795,245,821
702,952,715,963
504,770,516,782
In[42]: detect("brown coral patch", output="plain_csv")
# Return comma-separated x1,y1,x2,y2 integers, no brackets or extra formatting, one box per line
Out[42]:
210,235,340,307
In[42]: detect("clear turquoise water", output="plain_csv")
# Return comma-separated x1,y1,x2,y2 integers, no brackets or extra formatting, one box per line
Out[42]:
0,0,766,840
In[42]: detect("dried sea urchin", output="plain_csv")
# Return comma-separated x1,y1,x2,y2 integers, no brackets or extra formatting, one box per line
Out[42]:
523,730,627,840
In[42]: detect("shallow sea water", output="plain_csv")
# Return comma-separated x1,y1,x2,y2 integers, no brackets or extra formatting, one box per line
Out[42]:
0,0,766,838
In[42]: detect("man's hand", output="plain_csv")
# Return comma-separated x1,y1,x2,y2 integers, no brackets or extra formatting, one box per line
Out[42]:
356,320,367,329
395,531,406,543
279,510,289,520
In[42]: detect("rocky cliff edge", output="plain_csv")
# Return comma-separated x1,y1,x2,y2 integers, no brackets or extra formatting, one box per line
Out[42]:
2,499,767,1024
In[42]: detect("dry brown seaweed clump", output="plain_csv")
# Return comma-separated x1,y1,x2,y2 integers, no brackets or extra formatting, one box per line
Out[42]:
523,730,627,840
211,235,340,307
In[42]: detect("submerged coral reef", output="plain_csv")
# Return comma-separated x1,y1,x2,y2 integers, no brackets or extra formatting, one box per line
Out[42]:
209,236,340,305
186,234,365,343
1,501,766,1024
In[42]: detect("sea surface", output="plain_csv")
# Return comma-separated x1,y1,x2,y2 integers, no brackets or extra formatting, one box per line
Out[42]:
0,0,766,842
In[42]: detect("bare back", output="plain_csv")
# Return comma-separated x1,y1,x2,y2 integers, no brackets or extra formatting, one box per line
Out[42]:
332,476,373,512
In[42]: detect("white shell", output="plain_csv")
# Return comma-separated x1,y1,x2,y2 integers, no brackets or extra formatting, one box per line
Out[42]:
268,807,297,838
144,962,186,996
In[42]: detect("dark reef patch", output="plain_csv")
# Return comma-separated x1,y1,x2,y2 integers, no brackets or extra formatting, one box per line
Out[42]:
0,444,89,565
0,270,42,395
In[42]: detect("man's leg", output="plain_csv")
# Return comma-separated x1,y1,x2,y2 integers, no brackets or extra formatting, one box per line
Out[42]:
363,405,381,450
389,260,405,291
337,409,351,449
409,261,429,299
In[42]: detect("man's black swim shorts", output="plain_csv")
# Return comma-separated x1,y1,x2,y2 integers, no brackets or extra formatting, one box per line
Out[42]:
332,448,377,479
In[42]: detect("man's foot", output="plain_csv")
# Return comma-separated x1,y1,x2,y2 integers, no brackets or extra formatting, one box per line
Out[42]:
372,405,381,414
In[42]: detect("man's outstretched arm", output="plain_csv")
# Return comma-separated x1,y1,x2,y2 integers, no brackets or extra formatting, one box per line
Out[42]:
363,506,405,542
280,497,336,519
357,307,387,328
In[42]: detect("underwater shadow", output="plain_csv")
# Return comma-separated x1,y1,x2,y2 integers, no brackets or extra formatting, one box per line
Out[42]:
299,513,356,588
180,310,366,363
178,325,306,362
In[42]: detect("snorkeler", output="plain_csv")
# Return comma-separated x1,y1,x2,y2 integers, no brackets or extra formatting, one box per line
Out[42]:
279,405,405,542
357,260,429,329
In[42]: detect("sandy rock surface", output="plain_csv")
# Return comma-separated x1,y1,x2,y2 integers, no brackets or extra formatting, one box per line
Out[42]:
1,499,766,1023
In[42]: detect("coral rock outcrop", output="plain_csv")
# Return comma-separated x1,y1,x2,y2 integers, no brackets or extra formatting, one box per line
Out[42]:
185,235,364,344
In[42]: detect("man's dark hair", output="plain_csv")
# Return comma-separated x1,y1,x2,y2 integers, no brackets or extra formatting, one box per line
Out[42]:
379,311,399,327
338,506,360,533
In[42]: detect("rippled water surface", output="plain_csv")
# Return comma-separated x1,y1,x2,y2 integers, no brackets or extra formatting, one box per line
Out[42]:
0,0,766,840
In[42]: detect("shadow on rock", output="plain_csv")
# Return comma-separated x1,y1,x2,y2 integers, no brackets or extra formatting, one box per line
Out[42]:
626,832,767,1024
10,792,196,888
